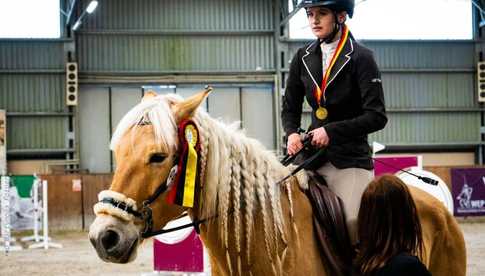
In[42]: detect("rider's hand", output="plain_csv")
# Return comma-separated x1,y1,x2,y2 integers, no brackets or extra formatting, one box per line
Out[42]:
309,127,329,148
287,133,303,155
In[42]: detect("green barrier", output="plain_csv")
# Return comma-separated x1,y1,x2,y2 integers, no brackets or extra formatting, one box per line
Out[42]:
11,175,37,198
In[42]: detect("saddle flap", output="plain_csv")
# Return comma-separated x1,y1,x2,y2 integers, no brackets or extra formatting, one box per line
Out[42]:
306,173,354,276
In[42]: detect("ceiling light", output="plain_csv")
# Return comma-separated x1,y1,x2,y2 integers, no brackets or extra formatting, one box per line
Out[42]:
86,1,98,14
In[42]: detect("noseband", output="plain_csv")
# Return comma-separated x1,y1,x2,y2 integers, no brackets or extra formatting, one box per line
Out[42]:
95,171,214,239
94,169,172,238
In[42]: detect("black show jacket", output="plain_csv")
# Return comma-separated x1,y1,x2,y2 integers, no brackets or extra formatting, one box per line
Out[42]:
282,33,387,170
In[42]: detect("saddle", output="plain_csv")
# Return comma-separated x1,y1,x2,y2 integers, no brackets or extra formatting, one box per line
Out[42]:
305,172,354,276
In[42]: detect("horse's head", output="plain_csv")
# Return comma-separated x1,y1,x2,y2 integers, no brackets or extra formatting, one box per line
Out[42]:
88,89,209,263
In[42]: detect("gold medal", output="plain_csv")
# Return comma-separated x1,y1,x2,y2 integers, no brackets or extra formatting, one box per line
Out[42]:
315,107,328,120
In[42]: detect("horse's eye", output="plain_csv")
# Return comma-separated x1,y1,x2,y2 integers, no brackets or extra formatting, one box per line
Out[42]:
149,153,166,164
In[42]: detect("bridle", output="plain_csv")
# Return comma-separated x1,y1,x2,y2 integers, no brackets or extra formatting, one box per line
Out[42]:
97,152,217,238
96,118,214,239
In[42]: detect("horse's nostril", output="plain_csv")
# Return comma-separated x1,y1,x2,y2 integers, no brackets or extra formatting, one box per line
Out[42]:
101,230,120,251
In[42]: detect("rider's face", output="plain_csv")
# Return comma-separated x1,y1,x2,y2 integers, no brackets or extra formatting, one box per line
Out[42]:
306,7,346,40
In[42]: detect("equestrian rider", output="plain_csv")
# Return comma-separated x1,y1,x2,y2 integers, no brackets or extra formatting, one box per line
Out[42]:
281,0,387,245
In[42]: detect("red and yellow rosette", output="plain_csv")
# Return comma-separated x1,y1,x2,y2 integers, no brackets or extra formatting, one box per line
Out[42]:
166,119,200,208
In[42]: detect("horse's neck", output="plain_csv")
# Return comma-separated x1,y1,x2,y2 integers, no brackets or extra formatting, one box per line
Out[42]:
192,172,320,275
189,114,322,275
193,113,291,217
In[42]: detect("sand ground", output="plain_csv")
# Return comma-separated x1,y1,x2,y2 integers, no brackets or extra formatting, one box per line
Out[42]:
1,221,484,276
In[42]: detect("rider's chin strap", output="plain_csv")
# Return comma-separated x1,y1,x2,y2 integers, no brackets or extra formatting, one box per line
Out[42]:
322,12,342,44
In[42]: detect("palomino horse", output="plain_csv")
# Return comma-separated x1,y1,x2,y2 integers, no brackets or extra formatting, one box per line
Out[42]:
89,90,466,275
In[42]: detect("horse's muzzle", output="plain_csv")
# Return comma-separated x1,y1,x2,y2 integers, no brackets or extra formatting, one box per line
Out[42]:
89,215,140,263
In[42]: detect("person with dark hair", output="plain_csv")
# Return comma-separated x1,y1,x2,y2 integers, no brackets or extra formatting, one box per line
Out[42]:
356,175,431,276
281,0,387,245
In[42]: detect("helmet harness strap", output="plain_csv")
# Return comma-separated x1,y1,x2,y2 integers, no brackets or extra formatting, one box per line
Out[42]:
322,11,342,44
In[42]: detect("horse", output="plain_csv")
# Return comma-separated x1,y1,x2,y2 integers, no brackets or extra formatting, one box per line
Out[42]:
89,89,466,276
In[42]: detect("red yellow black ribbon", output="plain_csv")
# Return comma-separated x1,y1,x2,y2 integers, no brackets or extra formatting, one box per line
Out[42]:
166,119,200,208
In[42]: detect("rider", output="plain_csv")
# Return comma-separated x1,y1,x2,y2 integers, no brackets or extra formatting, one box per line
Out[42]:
281,0,387,245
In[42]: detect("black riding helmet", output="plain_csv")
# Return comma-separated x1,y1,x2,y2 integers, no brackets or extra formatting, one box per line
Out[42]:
299,0,355,18
299,0,355,43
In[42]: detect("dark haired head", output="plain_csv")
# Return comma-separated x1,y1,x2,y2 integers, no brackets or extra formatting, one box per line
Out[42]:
356,174,424,275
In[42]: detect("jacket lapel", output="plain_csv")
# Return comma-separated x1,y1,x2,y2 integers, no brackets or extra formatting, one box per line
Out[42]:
326,35,354,89
301,39,323,90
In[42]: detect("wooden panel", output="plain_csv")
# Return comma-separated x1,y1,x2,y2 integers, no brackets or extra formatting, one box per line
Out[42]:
40,174,83,230
82,174,112,229
424,166,451,190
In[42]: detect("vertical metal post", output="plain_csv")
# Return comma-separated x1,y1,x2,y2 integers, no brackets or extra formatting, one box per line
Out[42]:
42,180,48,249
29,180,62,249
33,179,40,242
474,3,484,165
274,0,283,154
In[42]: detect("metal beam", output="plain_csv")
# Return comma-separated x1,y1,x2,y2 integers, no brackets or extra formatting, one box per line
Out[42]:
281,68,475,73
6,112,73,117
280,7,302,27
77,29,275,36
80,72,276,84
386,108,485,113
0,69,65,74
303,108,485,113
65,0,79,27
0,38,72,42
80,70,276,76
379,68,475,73
8,148,75,155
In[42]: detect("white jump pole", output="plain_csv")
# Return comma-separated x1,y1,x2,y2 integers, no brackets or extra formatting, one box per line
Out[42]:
29,180,62,249
20,177,42,243
1,176,22,253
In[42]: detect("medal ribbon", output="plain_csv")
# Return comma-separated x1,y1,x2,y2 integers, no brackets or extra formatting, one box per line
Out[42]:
315,24,350,105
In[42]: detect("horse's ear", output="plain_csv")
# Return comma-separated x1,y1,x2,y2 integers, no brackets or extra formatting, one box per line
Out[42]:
142,90,158,102
173,87,212,123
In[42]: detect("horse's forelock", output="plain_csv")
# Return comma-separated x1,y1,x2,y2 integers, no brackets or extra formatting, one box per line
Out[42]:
110,94,179,151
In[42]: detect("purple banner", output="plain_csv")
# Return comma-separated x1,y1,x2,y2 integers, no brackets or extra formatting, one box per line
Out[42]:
451,168,485,217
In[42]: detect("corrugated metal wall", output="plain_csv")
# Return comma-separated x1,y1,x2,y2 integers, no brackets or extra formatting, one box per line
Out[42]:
73,0,279,172
285,40,479,149
0,0,481,164
77,0,275,73
0,40,68,155
79,84,275,173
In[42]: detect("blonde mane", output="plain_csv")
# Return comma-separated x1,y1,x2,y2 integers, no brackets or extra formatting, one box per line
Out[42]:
110,94,180,152
110,94,303,274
